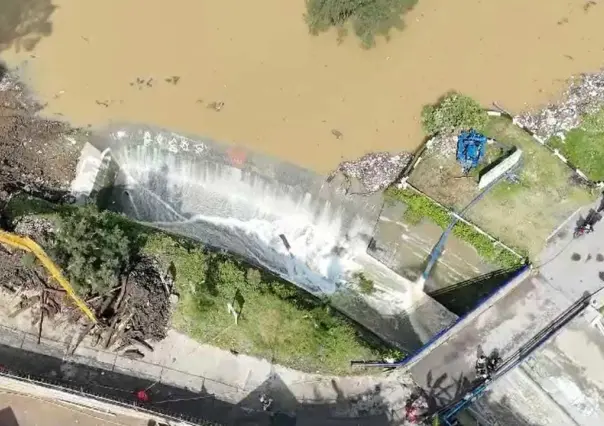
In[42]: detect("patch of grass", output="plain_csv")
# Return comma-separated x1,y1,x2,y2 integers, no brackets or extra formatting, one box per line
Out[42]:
476,117,594,256
421,92,488,135
548,110,604,181
143,233,387,375
305,0,417,48
483,118,592,200
385,187,523,268
582,108,604,134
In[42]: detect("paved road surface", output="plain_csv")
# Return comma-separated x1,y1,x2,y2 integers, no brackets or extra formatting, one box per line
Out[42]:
410,203,604,425
0,393,147,426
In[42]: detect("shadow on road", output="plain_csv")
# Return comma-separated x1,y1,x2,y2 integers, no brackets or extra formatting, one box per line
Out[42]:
0,343,392,426
428,266,526,316
0,0,55,52
0,407,20,426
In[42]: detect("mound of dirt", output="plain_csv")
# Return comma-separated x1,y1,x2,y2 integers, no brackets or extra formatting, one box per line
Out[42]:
0,65,84,205
125,256,172,341
0,243,35,293
5,214,173,354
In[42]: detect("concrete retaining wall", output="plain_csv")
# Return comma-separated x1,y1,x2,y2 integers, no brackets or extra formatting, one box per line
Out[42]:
394,265,530,371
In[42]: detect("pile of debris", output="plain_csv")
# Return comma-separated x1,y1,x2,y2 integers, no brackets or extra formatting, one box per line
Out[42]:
0,66,85,205
515,69,604,140
327,152,414,195
2,218,173,360
424,133,458,158
77,255,173,359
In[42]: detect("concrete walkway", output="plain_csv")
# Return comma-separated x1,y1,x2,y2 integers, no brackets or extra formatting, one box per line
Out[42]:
0,290,416,425
408,204,604,425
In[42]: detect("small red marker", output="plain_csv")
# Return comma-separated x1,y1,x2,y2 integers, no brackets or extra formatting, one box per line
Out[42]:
135,389,150,403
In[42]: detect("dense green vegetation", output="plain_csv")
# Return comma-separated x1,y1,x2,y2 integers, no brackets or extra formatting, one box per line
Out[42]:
421,92,487,135
548,109,604,181
385,187,523,268
5,197,393,374
143,234,390,374
51,206,138,295
305,0,417,47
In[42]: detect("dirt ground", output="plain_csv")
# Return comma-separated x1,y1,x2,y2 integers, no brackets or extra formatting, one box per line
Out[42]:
2,0,604,173
408,117,593,257
0,67,82,206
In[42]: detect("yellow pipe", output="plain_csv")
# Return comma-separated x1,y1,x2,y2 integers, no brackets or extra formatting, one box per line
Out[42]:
0,230,97,324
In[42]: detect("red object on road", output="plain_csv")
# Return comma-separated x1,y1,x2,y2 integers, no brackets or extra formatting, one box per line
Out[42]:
135,389,150,403
405,405,418,423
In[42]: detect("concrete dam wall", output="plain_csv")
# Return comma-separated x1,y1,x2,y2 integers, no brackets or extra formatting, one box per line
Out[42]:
83,125,456,351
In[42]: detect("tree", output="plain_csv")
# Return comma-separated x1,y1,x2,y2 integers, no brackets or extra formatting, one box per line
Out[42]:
305,0,417,48
421,92,487,135
52,205,132,295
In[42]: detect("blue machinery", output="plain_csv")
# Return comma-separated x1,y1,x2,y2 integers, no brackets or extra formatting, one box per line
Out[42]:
457,130,487,172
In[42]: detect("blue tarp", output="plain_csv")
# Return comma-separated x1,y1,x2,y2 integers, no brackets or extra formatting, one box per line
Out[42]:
456,130,487,170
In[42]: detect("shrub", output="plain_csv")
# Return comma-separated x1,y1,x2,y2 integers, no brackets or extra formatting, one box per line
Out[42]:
421,92,487,135
206,258,246,295
246,267,263,290
53,205,132,295
269,280,301,301
305,0,417,47
20,252,37,268
353,272,375,294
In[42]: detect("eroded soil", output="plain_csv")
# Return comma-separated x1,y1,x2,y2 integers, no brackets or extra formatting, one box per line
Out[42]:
0,68,82,205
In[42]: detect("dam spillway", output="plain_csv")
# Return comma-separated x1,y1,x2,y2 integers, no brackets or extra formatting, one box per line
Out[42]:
82,125,457,351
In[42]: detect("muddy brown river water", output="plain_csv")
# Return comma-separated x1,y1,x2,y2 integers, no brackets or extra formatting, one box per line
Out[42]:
1,0,604,172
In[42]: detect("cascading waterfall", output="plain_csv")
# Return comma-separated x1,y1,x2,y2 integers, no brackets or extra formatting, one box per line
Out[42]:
90,125,457,350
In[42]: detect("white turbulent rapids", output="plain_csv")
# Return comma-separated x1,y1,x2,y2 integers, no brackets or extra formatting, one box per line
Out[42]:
93,126,459,350
107,127,417,301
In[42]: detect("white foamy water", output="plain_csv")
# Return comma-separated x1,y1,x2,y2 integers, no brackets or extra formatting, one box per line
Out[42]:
106,127,416,297
91,127,457,348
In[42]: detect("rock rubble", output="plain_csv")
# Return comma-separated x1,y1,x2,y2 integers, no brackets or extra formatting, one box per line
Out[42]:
329,152,414,194
515,70,604,140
